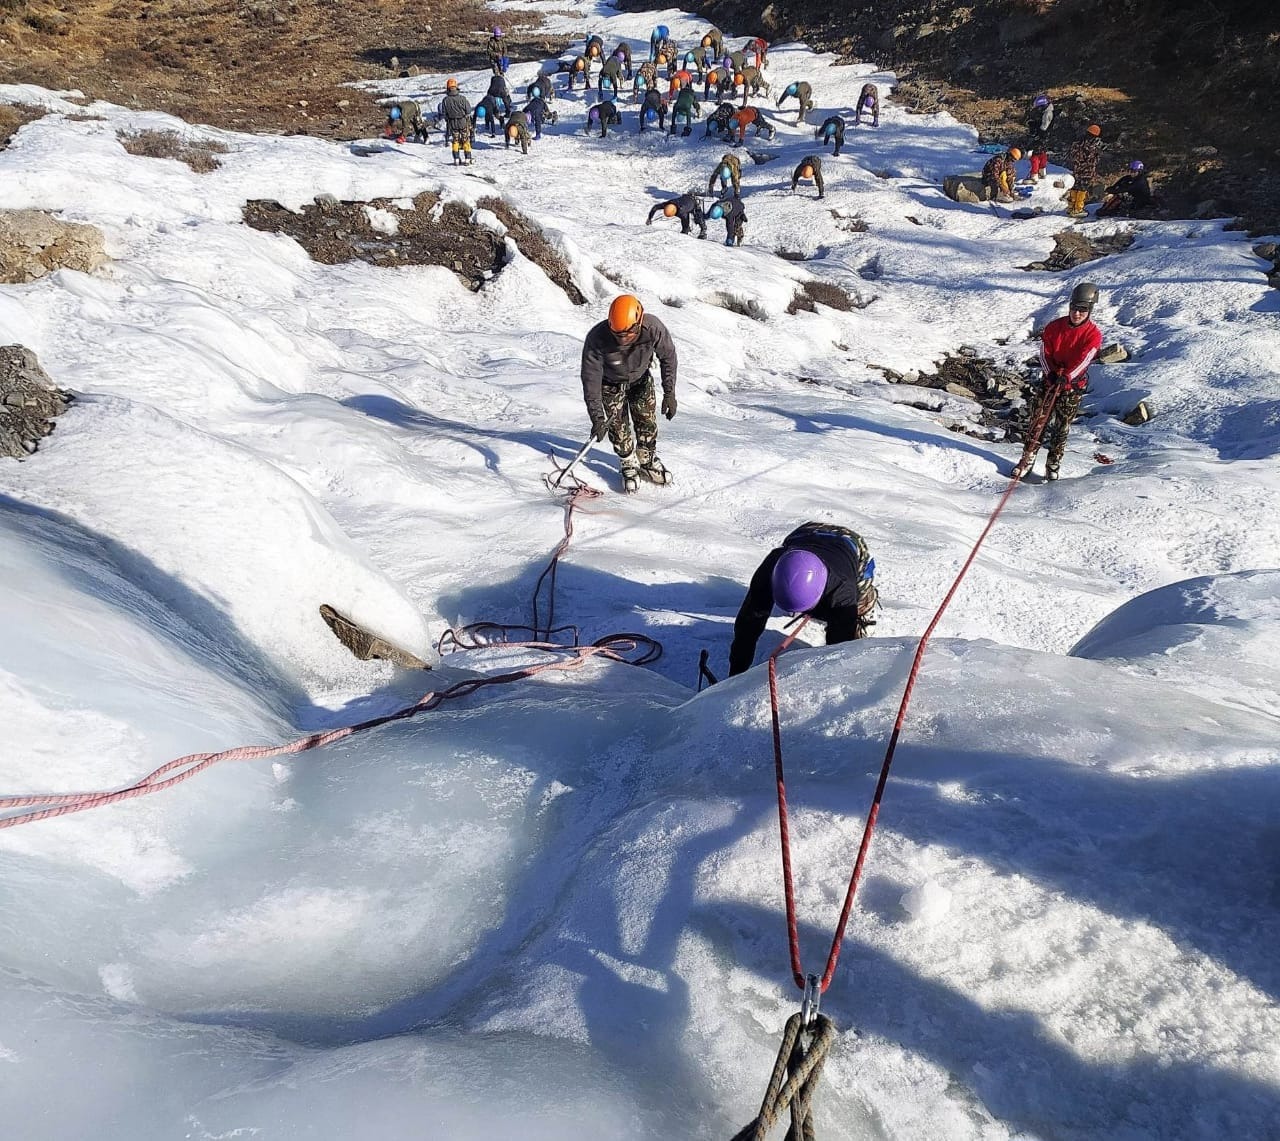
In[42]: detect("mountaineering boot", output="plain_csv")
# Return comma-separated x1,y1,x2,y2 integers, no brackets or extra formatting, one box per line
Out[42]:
640,456,671,485
620,453,641,494
1011,457,1033,480
1044,460,1060,481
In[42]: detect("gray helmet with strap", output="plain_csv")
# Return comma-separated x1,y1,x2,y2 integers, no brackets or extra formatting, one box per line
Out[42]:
1070,281,1099,311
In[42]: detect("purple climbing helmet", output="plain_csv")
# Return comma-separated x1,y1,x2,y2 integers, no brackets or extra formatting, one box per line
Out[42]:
1129,159,1144,172
771,549,828,614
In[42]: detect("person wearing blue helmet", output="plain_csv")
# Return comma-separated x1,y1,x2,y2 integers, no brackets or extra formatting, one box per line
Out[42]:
472,93,504,136
708,196,747,245
638,88,667,132
649,24,671,62
384,100,428,143
816,114,846,157
729,522,878,676
777,80,814,123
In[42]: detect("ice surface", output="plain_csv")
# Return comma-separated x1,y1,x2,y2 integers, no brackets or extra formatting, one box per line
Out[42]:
2,2,1279,1137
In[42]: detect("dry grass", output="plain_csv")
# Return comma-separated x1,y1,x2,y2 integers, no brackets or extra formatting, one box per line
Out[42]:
0,103,45,150
119,128,229,172
0,0,565,139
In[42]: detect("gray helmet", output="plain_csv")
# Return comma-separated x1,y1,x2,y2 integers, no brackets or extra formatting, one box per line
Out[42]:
1070,281,1099,311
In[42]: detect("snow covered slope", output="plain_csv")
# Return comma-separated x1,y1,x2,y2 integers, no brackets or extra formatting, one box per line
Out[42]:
1,2,1278,1137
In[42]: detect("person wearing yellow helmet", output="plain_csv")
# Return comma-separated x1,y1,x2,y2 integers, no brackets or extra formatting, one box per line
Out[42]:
645,192,707,238
580,295,679,493
440,79,474,165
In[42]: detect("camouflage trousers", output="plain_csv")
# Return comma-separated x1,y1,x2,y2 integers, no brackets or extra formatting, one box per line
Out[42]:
601,373,659,468
1019,384,1083,469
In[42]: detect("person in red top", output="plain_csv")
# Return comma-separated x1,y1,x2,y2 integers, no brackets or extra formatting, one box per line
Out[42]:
1012,282,1103,481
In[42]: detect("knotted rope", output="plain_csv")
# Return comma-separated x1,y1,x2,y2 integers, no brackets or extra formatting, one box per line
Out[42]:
731,1012,838,1141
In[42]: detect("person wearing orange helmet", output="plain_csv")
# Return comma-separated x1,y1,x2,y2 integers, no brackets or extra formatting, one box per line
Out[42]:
790,154,826,200
440,78,474,165
580,295,679,492
982,146,1022,202
1067,124,1103,216
737,65,770,104
646,192,707,238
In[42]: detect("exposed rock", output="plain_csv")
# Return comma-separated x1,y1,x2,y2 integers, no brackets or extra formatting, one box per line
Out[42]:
0,209,108,283
1021,227,1136,272
1097,342,1130,364
1122,401,1153,425
0,345,72,459
943,173,989,204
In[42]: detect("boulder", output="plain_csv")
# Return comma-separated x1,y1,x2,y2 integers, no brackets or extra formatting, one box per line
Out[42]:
0,209,107,283
1097,342,1129,364
1122,401,1152,426
0,345,71,459
943,174,989,204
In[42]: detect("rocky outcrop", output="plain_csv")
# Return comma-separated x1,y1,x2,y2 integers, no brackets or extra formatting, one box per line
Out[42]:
0,345,71,459
0,209,108,283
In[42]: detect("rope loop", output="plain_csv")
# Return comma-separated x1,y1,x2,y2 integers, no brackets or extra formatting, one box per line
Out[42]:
730,1012,837,1141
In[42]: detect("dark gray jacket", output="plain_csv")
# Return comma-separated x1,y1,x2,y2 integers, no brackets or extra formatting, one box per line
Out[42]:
580,314,678,418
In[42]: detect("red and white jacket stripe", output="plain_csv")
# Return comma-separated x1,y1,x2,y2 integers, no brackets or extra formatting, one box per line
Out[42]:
1039,314,1102,390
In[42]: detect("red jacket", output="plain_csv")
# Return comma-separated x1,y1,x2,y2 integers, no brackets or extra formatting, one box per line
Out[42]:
1039,315,1101,391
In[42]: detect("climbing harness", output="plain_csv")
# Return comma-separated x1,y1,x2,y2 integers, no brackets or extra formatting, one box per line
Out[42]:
735,391,1061,1136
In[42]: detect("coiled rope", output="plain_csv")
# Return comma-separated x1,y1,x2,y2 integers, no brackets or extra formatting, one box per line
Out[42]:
0,451,660,830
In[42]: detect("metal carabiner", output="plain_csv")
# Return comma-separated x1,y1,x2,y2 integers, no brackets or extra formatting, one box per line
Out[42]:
800,973,821,1028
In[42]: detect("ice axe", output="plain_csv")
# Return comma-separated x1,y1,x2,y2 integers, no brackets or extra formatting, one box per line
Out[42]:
548,433,596,489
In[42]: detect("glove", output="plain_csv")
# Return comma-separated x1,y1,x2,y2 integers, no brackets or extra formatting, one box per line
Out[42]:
590,414,608,441
646,218,653,225
661,392,677,420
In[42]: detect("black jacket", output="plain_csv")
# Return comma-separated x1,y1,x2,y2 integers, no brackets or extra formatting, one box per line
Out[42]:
580,314,678,419
729,523,873,675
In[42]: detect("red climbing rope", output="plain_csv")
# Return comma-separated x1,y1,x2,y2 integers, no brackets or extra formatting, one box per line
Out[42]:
767,387,1062,994
1,452,660,831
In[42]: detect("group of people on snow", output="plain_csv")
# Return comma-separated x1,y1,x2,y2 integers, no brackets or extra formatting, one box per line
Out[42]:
378,30,1121,680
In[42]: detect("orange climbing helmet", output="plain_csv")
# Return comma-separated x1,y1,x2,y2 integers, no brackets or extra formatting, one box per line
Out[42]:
801,164,814,178
1009,147,1023,160
608,294,644,335
446,77,458,91
1086,123,1102,137
663,204,678,217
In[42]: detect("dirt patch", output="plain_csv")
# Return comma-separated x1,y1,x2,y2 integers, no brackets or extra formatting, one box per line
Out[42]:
242,192,583,298
0,103,45,149
786,279,870,313
1,344,73,459
478,197,586,304
635,0,1280,233
118,128,229,172
0,0,569,141
1021,227,1136,272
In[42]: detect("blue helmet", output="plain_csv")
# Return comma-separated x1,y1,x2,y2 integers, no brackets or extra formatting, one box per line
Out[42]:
772,549,827,614
656,24,669,39
476,104,486,118
492,25,503,36
709,202,726,220
389,106,402,120
1129,159,1144,172
644,108,657,122
1033,94,1049,108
